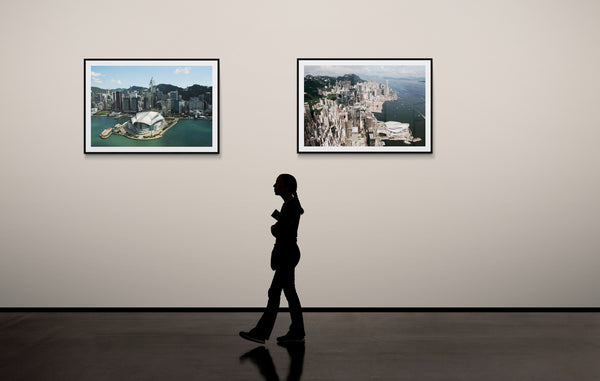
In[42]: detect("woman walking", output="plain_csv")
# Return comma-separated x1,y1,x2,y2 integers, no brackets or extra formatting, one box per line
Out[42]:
240,174,306,344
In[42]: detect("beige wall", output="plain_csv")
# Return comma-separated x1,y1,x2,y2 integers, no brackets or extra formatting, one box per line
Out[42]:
1,0,599,307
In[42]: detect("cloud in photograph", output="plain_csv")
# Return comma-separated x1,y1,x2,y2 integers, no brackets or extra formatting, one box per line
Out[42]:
174,67,191,75
90,64,213,89
91,71,103,84
305,64,425,79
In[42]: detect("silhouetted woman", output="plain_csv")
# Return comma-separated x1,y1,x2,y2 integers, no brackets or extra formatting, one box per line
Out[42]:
240,174,306,344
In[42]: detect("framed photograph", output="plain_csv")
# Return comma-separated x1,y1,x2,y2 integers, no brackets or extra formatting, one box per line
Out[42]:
84,59,219,153
298,58,432,153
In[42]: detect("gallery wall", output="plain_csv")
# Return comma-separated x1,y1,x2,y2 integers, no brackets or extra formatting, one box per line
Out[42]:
1,0,599,307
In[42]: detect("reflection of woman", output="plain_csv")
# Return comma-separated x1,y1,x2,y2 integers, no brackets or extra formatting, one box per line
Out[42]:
240,174,306,344
240,342,305,380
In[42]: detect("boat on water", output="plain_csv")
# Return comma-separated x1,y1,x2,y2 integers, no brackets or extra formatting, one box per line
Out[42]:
100,127,113,138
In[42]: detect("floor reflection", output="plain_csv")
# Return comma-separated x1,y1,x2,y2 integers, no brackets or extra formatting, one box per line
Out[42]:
240,342,305,381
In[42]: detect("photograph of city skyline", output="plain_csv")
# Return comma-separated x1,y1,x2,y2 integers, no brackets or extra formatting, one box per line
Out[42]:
298,59,432,153
84,59,219,153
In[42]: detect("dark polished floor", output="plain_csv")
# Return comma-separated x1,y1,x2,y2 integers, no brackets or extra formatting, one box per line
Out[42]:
0,312,599,380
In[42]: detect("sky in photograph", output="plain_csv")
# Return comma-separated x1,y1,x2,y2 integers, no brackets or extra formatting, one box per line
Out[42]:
90,65,213,89
304,65,425,79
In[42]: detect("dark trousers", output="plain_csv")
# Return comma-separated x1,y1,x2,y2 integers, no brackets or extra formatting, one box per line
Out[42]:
254,267,305,339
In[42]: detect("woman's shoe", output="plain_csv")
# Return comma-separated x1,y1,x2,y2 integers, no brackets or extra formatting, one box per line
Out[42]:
276,333,305,343
239,330,266,344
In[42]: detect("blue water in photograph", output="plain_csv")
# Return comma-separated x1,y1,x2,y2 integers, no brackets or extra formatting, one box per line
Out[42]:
373,78,427,146
91,116,212,147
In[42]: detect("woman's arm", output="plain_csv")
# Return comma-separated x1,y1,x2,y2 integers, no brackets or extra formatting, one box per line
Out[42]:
271,202,300,239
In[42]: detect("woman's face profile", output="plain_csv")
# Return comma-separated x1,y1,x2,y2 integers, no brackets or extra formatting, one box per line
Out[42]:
273,176,288,196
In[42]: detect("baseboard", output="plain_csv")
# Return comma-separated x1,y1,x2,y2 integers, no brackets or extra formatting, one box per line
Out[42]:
0,307,598,312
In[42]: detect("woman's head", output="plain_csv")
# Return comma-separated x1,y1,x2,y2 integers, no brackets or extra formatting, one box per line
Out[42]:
274,174,304,214
275,174,297,195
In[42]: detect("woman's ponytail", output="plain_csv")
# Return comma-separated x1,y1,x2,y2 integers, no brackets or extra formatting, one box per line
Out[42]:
293,191,305,215
280,173,304,215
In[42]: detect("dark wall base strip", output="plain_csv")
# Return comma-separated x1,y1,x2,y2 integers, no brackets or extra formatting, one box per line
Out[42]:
0,307,599,312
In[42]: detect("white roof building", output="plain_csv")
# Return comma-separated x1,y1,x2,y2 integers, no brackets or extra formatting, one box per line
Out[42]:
128,111,166,136
381,121,413,143
384,121,410,136
131,111,164,126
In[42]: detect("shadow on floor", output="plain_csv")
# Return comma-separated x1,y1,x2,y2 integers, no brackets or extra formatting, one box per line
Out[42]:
240,342,305,381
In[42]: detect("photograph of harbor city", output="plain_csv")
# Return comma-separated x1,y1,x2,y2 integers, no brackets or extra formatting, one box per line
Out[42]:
84,59,219,153
298,59,432,153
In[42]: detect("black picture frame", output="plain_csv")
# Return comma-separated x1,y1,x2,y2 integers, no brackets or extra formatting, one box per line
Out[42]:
84,58,220,154
298,58,433,153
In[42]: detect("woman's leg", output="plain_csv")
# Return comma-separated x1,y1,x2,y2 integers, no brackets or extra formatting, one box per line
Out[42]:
282,269,305,337
254,270,285,339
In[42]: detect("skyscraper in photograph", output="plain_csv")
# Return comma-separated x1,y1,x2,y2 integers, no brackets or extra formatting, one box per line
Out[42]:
149,77,156,94
122,96,130,112
115,91,123,111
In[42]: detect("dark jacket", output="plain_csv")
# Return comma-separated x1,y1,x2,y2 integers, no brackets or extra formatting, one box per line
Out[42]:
270,198,302,270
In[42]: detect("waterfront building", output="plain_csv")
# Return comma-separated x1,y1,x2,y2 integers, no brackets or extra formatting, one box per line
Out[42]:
167,98,177,113
130,96,139,112
189,97,202,112
145,93,152,110
161,103,169,116
381,121,413,143
114,91,123,111
127,111,165,136
149,77,156,94
368,132,375,146
304,104,311,121
366,116,377,131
